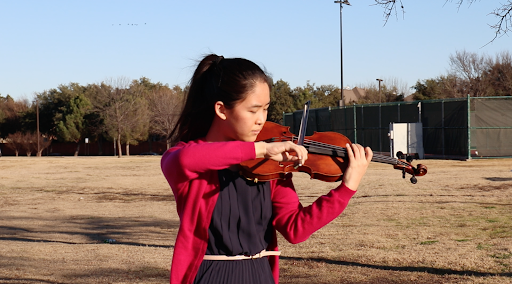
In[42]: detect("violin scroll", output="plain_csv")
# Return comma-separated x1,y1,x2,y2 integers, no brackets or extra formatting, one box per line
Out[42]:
393,158,428,184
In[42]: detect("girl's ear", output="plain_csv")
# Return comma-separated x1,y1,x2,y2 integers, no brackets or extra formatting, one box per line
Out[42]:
214,101,227,120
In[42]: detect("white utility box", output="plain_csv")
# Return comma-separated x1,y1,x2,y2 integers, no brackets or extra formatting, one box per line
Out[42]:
389,123,424,159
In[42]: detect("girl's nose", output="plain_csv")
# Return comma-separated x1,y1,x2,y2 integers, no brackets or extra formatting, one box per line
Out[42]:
256,111,266,125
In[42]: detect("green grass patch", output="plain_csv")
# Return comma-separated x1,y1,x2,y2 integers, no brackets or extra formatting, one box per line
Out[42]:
490,227,512,238
420,240,439,245
477,243,493,250
490,253,512,259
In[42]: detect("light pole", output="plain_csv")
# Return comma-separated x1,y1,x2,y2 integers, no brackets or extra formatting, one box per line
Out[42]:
376,78,383,103
334,0,350,107
36,98,40,157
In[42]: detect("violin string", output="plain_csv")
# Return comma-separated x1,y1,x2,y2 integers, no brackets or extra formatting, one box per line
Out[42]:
282,135,409,166
297,137,409,166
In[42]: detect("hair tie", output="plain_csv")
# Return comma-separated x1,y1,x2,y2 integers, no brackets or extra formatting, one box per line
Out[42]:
212,55,224,87
215,55,224,65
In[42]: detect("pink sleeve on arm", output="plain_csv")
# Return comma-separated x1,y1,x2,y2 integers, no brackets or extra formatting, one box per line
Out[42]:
161,140,256,188
271,177,356,244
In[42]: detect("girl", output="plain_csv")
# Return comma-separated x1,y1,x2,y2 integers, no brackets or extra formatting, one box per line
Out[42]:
161,54,373,284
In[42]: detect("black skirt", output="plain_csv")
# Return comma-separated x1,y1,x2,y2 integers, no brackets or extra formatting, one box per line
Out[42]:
193,169,275,284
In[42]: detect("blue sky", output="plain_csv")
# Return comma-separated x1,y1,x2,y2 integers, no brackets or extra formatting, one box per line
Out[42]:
1,0,511,100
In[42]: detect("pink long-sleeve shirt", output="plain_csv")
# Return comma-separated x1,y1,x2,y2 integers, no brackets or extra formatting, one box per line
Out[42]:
161,138,356,284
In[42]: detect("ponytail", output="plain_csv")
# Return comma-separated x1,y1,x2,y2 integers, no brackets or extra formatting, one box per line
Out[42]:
169,54,271,143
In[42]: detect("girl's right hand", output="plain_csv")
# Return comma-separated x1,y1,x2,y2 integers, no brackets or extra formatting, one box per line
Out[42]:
255,141,308,166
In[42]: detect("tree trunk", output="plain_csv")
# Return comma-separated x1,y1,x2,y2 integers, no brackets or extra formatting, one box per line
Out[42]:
126,143,130,157
97,136,103,156
74,143,80,157
117,133,122,158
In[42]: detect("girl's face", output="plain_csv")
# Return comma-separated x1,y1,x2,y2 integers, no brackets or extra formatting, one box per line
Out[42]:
222,80,270,142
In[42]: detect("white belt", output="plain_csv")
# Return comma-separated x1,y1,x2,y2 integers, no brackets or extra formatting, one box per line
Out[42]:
203,250,281,261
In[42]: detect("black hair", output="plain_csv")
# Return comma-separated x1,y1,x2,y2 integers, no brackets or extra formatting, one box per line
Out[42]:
170,54,271,143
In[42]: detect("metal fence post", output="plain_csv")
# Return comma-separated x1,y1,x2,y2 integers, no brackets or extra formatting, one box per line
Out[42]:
467,94,471,160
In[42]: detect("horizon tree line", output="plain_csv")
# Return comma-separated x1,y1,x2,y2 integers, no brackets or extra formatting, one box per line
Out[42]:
1,50,511,157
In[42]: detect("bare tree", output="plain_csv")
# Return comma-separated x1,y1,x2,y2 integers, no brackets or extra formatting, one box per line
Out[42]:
449,50,486,81
353,77,409,103
147,85,184,149
17,132,52,157
6,132,24,156
383,77,410,97
412,50,512,99
374,0,512,42
481,50,512,96
35,134,52,157
123,85,150,156
439,75,463,98
94,77,150,158
449,50,487,96
21,134,34,156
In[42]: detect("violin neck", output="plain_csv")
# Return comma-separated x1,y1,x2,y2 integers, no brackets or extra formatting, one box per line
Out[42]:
306,145,399,166
371,154,399,166
307,145,345,157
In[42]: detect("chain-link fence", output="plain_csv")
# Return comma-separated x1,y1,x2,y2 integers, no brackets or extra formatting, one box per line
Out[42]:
283,96,512,159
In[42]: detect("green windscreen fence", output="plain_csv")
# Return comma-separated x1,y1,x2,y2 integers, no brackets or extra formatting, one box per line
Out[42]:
284,96,512,159
471,98,512,157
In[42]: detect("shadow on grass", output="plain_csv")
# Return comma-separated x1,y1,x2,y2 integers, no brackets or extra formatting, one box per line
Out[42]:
352,193,512,206
0,277,69,284
0,215,179,248
0,265,169,284
484,177,512,182
63,267,169,283
281,256,512,278
0,236,174,249
39,189,175,202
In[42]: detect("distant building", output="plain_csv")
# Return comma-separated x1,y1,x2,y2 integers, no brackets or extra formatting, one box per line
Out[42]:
340,87,367,106
339,87,413,105
403,95,415,102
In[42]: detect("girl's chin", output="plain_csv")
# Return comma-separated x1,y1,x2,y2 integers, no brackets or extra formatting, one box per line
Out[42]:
240,136,258,142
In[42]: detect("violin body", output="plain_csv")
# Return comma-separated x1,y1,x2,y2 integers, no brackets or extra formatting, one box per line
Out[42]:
241,123,350,182
240,121,427,183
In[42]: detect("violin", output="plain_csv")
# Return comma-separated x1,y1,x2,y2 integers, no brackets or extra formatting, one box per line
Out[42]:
239,121,427,184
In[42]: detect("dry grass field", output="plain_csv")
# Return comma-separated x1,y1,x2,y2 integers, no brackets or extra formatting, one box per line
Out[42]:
0,156,511,284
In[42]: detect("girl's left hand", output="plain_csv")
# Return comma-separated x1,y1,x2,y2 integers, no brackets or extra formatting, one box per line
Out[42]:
342,143,373,191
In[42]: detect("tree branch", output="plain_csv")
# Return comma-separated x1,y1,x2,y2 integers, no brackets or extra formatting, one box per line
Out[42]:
374,0,405,25
375,1,512,43
489,2,512,42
